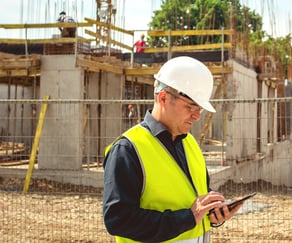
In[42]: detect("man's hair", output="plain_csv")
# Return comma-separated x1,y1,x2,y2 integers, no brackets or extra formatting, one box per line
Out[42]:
154,87,177,102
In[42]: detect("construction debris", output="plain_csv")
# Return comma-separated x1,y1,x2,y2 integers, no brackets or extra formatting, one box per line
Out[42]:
0,52,41,78
0,141,29,163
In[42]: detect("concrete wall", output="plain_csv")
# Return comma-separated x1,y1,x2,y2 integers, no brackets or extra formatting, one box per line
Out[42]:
0,83,38,145
100,72,124,152
83,71,125,163
232,139,291,187
265,140,292,187
38,55,84,170
225,60,258,162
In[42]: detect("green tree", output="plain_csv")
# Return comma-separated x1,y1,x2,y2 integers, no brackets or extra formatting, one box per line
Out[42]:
148,0,263,48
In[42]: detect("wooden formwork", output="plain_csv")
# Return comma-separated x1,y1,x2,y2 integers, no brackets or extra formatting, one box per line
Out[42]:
0,52,41,78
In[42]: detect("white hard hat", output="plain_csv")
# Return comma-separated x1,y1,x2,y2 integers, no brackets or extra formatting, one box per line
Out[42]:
154,56,216,112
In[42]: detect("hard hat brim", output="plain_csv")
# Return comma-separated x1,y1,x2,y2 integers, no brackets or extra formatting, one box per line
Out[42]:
195,99,216,113
154,76,216,113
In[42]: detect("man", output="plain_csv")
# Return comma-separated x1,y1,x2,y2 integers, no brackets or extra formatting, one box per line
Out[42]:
57,11,76,38
134,34,146,53
103,56,242,242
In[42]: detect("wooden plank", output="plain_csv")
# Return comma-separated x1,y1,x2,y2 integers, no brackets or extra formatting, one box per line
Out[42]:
207,65,233,74
147,29,234,37
0,160,29,166
0,53,41,60
0,22,92,29
125,67,160,76
84,17,134,36
124,65,231,76
77,56,159,76
85,29,133,51
126,76,156,85
0,54,41,78
85,29,108,41
0,37,93,45
144,43,232,53
76,56,123,74
0,148,27,156
0,69,40,78
0,53,40,77
0,59,40,69
0,52,17,58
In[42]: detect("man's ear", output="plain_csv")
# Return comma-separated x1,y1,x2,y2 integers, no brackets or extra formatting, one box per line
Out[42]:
157,91,167,105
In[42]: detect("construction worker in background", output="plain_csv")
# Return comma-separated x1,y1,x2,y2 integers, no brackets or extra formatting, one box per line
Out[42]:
127,104,135,128
103,56,243,243
57,11,76,38
134,33,146,53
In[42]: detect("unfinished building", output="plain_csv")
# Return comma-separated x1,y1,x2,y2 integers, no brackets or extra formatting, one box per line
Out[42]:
0,1,291,190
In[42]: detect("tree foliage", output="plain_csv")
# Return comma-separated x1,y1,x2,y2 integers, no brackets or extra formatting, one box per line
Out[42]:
147,0,291,75
148,0,263,47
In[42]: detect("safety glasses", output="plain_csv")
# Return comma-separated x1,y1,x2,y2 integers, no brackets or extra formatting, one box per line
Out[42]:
165,90,203,113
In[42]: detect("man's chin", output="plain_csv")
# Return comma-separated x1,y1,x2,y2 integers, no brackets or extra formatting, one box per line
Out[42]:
182,126,192,134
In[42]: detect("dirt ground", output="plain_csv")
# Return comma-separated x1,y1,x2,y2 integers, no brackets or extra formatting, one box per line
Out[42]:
0,178,291,242
211,180,291,243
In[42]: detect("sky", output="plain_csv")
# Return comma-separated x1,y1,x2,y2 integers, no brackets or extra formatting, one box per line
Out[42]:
241,0,291,37
0,0,291,46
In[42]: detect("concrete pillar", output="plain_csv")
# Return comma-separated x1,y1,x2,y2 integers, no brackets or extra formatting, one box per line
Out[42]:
38,55,83,170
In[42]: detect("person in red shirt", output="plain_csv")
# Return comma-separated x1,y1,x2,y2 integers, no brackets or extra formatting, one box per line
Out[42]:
134,34,146,53
127,104,135,127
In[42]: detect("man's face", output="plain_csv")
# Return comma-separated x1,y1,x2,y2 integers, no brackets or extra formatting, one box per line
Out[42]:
161,90,202,137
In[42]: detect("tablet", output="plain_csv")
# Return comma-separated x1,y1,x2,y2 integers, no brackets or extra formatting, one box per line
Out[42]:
209,192,257,215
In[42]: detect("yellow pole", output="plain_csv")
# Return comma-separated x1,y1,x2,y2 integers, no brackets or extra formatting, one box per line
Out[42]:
23,95,50,193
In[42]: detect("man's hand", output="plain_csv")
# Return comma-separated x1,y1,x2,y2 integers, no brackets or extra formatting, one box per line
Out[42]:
208,201,243,225
190,191,225,225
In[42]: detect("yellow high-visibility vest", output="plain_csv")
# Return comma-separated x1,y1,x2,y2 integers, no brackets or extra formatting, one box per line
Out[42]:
107,125,210,243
